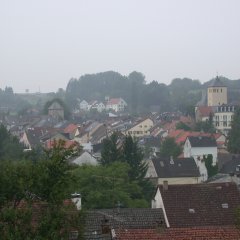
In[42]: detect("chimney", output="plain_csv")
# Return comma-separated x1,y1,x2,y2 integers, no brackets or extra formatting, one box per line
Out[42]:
101,217,111,234
163,181,168,190
170,156,174,165
71,193,81,210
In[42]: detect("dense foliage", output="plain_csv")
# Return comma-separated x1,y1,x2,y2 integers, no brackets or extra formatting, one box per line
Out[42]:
0,87,31,114
204,154,218,178
72,162,149,209
99,133,154,207
159,137,182,158
65,71,204,114
194,113,215,133
0,124,24,161
227,107,240,153
0,140,83,239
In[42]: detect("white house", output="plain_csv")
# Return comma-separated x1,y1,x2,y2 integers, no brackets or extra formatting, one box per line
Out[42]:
213,105,235,136
91,101,106,112
106,98,127,112
79,100,89,111
184,136,217,181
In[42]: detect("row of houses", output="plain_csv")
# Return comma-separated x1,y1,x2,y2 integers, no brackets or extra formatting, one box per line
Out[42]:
3,106,240,239
78,97,127,113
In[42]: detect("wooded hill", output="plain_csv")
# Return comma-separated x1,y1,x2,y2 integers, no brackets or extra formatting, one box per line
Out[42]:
65,71,240,115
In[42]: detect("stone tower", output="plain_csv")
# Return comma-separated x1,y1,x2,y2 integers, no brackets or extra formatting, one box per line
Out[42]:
207,76,227,106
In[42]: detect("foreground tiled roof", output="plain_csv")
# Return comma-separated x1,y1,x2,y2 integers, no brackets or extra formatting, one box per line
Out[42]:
84,208,165,239
159,183,240,227
116,226,240,240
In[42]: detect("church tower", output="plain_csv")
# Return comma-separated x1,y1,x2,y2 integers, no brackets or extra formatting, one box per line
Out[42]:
207,76,227,106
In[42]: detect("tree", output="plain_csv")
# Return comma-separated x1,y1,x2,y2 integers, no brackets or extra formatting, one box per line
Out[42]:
0,124,24,161
100,134,154,203
0,140,83,239
176,121,191,131
71,162,149,209
122,135,147,181
227,107,240,153
160,137,182,158
194,113,215,133
204,154,218,178
100,132,122,165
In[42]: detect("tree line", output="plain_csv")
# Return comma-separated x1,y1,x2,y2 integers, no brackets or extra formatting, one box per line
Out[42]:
65,71,203,115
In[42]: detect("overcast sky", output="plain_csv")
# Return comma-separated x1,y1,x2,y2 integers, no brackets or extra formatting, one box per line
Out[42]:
1,0,240,93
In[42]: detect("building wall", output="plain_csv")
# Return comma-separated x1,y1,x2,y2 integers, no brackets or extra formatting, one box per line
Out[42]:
207,86,227,106
20,132,31,150
151,188,170,227
184,139,218,181
125,118,154,137
80,100,89,111
213,111,234,134
157,177,200,185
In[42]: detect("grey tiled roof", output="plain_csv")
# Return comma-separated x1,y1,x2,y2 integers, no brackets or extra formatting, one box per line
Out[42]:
84,208,165,239
209,76,226,87
188,136,217,147
152,157,200,178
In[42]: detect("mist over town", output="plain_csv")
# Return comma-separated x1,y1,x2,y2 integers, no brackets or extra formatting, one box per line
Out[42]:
1,1,240,239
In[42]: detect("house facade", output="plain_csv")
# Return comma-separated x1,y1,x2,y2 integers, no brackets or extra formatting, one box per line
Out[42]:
184,136,217,181
125,118,154,138
106,98,127,112
213,105,235,135
79,100,89,111
146,157,201,185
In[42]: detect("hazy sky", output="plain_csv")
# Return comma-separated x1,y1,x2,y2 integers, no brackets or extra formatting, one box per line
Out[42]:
1,0,240,93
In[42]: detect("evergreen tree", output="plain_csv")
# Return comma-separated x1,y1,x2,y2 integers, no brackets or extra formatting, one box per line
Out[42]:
0,124,24,161
122,135,147,181
160,137,182,158
204,154,218,178
227,107,240,153
100,132,122,165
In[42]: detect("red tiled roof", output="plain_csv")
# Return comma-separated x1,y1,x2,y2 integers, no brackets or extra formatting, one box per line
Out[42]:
179,116,192,124
64,124,78,134
159,183,240,228
45,139,78,149
107,98,122,105
197,106,213,117
116,226,240,240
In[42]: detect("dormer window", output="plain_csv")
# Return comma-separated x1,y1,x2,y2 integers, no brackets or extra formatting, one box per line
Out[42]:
222,203,229,209
189,208,195,213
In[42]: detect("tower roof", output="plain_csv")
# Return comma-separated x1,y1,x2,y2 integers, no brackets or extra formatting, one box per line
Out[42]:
208,76,226,88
